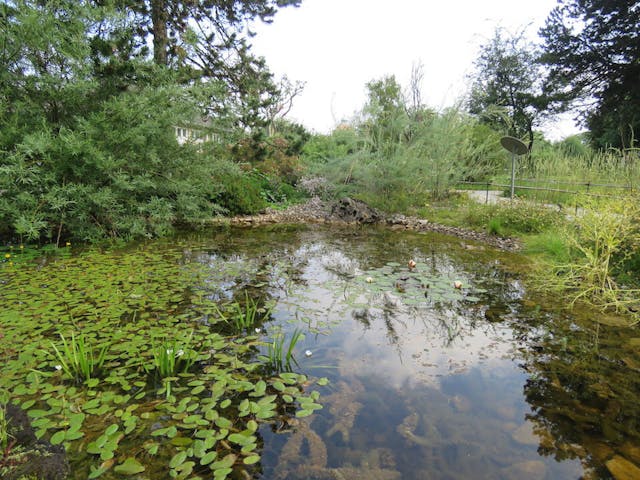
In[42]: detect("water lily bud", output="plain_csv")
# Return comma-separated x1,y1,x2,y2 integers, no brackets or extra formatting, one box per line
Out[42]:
453,281,463,289
305,350,313,357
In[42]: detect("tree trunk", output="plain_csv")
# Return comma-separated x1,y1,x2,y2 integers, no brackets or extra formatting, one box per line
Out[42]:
151,0,168,65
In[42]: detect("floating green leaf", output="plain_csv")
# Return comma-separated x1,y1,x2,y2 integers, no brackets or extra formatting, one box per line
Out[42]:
113,458,145,475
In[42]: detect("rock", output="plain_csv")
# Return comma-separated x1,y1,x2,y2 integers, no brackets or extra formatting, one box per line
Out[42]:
606,455,640,480
330,197,382,224
501,460,546,480
220,197,521,252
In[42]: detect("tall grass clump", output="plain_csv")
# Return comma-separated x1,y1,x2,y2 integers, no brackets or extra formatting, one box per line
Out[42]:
145,335,200,399
301,74,504,214
496,135,640,205
263,329,304,373
50,333,109,384
215,294,273,333
147,337,199,379
0,401,8,454
532,196,640,323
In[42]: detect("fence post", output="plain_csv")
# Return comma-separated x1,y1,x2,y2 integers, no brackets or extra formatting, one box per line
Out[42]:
485,182,489,204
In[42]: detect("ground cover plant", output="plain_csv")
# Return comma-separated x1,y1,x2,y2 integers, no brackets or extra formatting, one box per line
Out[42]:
0,241,326,479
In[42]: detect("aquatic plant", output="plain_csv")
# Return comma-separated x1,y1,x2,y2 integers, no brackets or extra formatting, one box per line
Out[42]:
264,329,304,373
149,337,199,379
50,333,109,385
0,235,325,478
0,404,7,453
216,293,273,333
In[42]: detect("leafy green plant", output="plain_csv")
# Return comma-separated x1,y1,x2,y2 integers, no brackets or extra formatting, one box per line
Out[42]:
264,329,304,373
525,231,571,263
0,403,8,453
216,294,273,333
50,333,109,385
486,217,504,236
148,337,199,379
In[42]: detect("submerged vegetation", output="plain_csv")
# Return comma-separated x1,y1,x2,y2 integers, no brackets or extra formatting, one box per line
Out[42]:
0,242,326,479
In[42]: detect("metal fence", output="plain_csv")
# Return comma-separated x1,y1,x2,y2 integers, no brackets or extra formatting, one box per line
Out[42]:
456,179,635,212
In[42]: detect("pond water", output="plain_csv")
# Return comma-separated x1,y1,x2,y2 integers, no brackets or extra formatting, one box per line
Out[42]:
1,225,639,480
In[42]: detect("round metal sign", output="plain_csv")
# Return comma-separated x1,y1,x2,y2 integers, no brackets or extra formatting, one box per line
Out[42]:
500,136,528,155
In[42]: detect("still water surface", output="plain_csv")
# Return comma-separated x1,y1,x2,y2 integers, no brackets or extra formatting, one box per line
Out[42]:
3,224,639,479
186,225,639,480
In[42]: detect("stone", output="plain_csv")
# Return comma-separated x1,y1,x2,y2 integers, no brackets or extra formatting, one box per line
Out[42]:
330,197,382,224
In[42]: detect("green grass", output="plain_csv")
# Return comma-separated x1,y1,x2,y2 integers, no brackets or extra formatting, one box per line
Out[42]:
216,294,273,333
524,231,571,263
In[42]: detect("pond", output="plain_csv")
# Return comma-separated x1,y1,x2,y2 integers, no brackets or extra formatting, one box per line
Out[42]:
1,225,639,479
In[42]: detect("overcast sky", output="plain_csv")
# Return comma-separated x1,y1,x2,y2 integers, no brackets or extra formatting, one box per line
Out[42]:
252,0,580,140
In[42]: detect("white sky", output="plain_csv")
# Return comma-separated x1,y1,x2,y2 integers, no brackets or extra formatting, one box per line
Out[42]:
252,0,581,140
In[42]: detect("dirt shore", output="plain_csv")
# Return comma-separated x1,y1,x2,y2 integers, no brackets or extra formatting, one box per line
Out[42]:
218,197,521,252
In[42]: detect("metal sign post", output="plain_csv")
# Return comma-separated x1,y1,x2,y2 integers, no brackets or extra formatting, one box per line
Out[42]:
500,136,528,200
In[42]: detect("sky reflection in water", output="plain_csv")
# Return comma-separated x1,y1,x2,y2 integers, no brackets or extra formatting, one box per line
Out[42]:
199,226,588,479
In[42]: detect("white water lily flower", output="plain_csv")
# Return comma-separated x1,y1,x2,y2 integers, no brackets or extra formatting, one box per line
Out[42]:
176,349,185,357
305,350,313,357
254,328,261,334
54,365,62,371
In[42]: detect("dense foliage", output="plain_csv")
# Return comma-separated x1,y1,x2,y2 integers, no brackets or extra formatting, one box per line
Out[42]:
539,0,640,149
467,28,549,152
0,0,300,243
302,75,504,212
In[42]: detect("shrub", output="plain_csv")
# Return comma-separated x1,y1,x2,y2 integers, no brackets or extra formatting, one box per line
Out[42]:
214,171,266,215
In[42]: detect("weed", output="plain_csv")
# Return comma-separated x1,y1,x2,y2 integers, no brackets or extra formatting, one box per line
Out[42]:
148,336,199,379
216,294,273,333
466,202,562,235
486,218,504,236
264,329,304,373
525,231,571,263
532,196,640,322
50,333,109,384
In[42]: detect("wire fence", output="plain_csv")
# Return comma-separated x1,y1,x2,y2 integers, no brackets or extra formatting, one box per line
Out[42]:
456,179,635,212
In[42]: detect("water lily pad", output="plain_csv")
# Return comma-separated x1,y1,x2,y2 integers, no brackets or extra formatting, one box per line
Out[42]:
113,457,145,475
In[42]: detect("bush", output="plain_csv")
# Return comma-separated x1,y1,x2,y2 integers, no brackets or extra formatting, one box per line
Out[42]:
214,171,266,215
0,84,226,243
